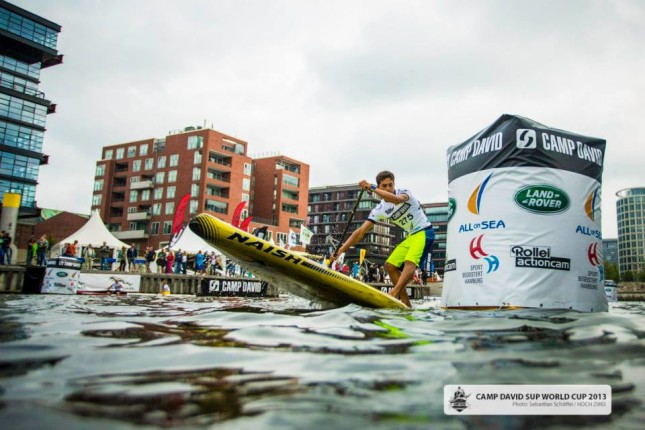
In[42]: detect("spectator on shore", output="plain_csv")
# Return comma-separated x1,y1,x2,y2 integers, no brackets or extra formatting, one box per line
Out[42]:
1,231,12,265
166,250,175,274
117,246,127,272
36,235,49,266
156,248,167,273
195,250,206,275
26,235,36,265
83,245,95,271
126,244,137,272
145,247,155,273
99,241,111,270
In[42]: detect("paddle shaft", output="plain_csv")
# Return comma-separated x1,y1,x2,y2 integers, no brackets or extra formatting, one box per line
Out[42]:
333,189,365,256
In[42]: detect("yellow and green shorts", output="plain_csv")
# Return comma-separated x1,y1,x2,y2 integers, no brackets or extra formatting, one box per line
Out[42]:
386,226,435,269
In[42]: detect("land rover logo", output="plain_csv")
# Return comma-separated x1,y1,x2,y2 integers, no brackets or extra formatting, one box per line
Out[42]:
514,185,570,214
448,198,457,221
56,271,68,277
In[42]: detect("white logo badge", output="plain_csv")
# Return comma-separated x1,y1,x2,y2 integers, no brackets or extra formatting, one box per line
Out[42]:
516,129,537,149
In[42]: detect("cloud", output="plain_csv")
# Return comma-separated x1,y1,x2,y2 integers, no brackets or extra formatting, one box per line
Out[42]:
16,0,645,238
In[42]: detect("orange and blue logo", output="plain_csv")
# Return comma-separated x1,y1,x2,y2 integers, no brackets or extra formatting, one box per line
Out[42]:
468,173,493,215
584,188,601,221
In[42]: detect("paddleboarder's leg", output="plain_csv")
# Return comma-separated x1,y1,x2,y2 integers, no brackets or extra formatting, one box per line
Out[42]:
388,261,415,307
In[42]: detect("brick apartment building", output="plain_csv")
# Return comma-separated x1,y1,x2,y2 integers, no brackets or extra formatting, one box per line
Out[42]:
92,126,309,250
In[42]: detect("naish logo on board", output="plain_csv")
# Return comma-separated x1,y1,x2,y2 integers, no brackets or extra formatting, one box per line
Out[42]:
514,185,570,214
584,188,601,221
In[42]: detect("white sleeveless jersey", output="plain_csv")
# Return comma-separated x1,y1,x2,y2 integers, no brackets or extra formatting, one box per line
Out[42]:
368,188,431,234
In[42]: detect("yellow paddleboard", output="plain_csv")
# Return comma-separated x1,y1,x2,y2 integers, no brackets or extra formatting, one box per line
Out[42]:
189,213,408,309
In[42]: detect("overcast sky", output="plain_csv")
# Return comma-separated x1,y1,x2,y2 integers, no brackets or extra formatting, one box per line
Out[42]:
19,0,644,238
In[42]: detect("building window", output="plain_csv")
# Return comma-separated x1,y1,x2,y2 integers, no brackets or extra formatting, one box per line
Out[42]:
127,206,137,214
244,163,252,175
132,159,141,172
163,221,172,235
242,178,250,191
155,171,165,184
92,194,101,206
151,222,160,235
104,149,113,160
130,176,139,183
283,174,299,187
167,186,176,199
191,184,199,197
139,144,148,156
187,135,203,149
168,170,177,182
157,155,166,168
154,188,163,200
152,203,161,215
192,167,201,181
190,200,198,214
129,190,138,203
242,193,249,202
127,146,136,157
144,158,153,170
116,148,124,159
165,202,175,215
94,179,103,191
169,154,179,167
95,164,105,176
205,199,227,214
194,151,202,164
141,189,150,201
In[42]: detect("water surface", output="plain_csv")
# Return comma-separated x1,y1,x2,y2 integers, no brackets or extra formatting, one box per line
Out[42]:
0,294,643,429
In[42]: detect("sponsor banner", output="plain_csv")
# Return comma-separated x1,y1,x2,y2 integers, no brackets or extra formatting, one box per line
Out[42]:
42,266,80,294
446,114,606,182
444,385,611,415
77,273,141,293
443,163,607,311
200,278,268,297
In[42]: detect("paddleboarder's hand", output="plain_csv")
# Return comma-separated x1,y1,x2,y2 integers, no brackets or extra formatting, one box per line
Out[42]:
359,180,372,191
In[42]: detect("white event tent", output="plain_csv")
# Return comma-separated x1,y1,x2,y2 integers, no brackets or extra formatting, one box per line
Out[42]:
54,210,129,258
163,225,220,254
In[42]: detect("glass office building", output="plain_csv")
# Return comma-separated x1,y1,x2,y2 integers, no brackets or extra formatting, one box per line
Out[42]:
0,0,62,214
616,187,645,276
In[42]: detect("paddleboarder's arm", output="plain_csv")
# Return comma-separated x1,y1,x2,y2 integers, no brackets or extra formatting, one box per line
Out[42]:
359,179,408,205
330,220,373,261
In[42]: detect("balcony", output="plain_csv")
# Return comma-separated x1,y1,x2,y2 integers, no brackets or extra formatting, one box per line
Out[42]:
127,211,151,221
130,180,154,190
113,230,148,240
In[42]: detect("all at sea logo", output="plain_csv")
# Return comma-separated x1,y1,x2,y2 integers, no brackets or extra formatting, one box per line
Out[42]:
449,386,471,412
459,173,507,233
584,187,601,221
447,198,457,222
468,173,493,215
516,128,537,149
470,234,500,274
588,242,601,266
514,184,570,214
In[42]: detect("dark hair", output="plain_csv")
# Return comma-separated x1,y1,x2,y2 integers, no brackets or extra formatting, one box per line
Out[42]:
376,170,395,185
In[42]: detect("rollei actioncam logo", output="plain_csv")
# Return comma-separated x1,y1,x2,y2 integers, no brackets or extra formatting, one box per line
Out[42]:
584,187,601,221
514,185,570,214
588,242,601,266
470,234,499,273
510,245,571,271
516,129,537,149
448,386,471,412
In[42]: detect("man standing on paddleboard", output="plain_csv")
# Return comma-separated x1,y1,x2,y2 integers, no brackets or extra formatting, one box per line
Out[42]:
330,171,434,307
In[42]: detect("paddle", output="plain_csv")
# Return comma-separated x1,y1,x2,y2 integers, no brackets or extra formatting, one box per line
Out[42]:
331,189,365,258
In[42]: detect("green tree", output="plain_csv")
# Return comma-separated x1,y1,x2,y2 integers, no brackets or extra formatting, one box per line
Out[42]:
638,267,645,282
604,262,619,282
622,271,634,282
